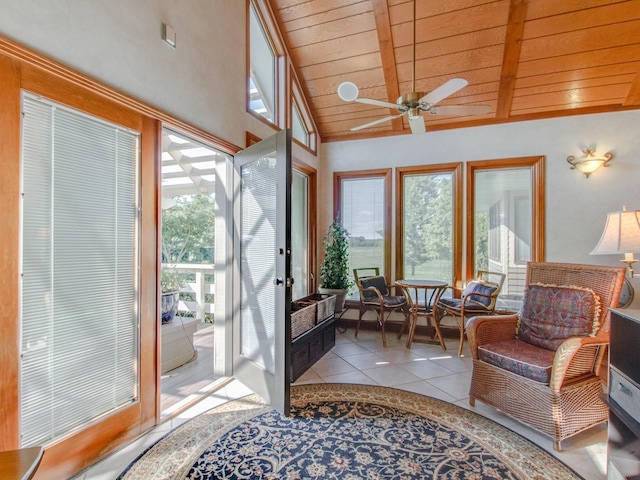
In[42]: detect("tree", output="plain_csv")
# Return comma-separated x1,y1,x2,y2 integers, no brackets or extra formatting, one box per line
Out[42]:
403,174,453,276
162,194,215,264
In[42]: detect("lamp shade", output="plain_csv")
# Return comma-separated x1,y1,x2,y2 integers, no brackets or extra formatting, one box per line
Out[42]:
574,159,605,175
591,209,640,255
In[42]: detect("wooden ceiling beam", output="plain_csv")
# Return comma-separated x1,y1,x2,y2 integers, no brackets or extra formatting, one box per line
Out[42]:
495,0,527,119
371,0,403,131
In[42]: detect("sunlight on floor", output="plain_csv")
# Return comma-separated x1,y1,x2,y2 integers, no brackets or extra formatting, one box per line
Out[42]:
585,441,608,476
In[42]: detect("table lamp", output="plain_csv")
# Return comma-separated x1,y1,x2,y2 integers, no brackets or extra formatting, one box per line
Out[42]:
591,206,640,277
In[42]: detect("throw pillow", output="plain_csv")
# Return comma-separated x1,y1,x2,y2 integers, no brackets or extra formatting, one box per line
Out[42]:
360,276,389,300
517,283,601,351
463,281,497,307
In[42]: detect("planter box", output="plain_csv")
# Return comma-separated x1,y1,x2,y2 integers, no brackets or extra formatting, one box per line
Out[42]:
304,293,336,324
291,293,337,340
291,300,316,339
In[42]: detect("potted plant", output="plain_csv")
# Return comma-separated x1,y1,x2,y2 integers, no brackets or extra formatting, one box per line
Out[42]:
318,218,352,313
161,267,185,324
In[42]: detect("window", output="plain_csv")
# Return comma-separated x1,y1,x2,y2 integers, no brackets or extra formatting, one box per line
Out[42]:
291,102,308,145
290,72,316,152
291,169,309,300
335,170,391,293
468,157,545,310
488,201,502,262
397,164,461,285
248,1,276,123
20,93,139,446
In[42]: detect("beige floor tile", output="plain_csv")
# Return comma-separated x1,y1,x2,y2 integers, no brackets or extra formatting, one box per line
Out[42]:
396,358,459,379
322,371,380,385
341,351,389,370
360,364,423,387
309,355,359,377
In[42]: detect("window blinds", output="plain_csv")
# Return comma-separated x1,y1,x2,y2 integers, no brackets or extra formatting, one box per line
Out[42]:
20,93,139,447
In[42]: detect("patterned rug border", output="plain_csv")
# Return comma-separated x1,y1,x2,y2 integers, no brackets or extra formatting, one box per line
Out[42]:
119,383,582,480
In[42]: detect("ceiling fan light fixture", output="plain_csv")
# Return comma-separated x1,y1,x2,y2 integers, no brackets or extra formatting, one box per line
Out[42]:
337,82,359,102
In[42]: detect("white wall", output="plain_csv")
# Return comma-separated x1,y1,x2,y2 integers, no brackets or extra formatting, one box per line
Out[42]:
0,0,275,149
321,110,640,306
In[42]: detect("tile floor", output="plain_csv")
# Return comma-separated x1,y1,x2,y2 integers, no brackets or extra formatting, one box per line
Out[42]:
75,327,607,480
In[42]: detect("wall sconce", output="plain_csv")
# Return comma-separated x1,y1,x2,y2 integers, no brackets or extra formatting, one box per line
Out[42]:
567,148,613,178
591,206,640,277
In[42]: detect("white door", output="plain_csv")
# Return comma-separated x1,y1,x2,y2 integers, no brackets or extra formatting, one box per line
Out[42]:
232,129,292,414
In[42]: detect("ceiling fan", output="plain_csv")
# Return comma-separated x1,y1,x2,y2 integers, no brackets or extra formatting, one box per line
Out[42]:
337,0,490,135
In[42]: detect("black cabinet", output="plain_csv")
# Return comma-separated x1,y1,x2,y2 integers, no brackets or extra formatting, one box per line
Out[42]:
290,317,335,381
608,309,640,479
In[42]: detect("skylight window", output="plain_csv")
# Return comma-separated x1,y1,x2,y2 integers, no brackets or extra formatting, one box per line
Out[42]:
180,147,216,158
168,134,189,144
248,1,275,123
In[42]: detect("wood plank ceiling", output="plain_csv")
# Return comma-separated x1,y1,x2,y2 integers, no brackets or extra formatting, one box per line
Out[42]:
269,0,640,142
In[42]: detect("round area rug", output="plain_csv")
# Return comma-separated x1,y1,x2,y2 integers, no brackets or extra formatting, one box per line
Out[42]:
118,383,580,479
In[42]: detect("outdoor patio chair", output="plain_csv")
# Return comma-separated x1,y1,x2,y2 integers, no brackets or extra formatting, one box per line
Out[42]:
353,268,409,347
434,271,506,356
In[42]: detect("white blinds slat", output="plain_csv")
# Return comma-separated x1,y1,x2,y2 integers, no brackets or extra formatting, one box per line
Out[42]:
21,94,139,447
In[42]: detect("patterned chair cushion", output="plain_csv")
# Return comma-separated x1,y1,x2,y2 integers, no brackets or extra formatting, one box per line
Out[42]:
359,276,389,301
381,295,407,307
478,339,556,384
437,296,491,314
516,283,601,351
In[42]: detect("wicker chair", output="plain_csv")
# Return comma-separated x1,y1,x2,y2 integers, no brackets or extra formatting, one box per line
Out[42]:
353,268,409,347
435,271,506,356
467,262,625,450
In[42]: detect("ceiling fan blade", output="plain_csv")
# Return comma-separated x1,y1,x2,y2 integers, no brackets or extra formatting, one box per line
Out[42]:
408,115,426,134
355,97,401,110
350,112,406,131
338,81,400,110
430,105,491,116
420,78,468,105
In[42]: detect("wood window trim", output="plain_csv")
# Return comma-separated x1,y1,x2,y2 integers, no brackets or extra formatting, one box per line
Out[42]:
246,0,286,128
465,156,546,281
293,164,318,294
289,66,318,154
333,169,392,283
395,163,463,285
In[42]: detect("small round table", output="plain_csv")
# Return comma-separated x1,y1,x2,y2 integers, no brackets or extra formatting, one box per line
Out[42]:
395,279,448,349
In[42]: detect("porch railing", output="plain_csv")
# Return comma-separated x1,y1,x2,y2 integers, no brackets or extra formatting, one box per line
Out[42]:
163,263,214,321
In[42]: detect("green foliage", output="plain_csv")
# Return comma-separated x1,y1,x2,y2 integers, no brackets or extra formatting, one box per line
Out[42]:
403,174,453,276
161,267,185,293
320,219,353,290
162,194,215,264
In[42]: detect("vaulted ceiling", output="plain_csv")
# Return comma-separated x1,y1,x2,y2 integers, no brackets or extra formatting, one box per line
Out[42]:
269,0,640,142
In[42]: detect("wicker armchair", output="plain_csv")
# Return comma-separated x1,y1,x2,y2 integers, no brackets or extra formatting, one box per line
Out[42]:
467,262,625,450
353,268,409,347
